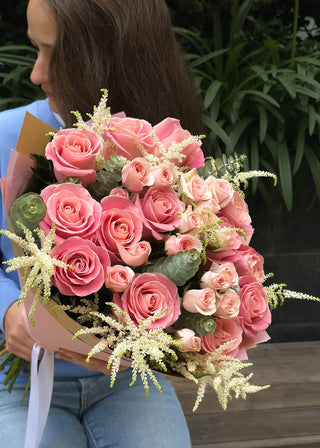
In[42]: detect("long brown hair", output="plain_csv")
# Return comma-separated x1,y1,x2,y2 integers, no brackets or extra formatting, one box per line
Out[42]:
44,0,204,136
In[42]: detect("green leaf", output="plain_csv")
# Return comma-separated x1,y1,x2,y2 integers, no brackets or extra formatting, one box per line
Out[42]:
204,80,223,110
232,0,254,43
87,155,126,201
277,75,296,98
263,135,277,163
175,310,216,336
257,105,268,143
209,92,221,123
142,249,201,286
229,93,245,124
24,154,56,194
189,49,228,69
293,55,320,67
226,117,254,155
244,90,280,108
224,42,247,80
253,97,284,125
250,135,260,193
304,145,320,200
308,104,316,135
295,85,320,101
250,65,269,82
277,141,293,211
293,119,307,175
202,115,230,147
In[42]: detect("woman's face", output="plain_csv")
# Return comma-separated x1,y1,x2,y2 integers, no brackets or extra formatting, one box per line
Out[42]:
27,0,58,113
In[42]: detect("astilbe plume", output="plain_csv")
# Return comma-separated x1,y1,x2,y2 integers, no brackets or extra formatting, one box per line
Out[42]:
0,223,71,324
72,303,181,395
167,340,270,411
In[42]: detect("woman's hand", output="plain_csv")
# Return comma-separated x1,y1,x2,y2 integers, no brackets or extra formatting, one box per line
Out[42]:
55,349,129,375
4,301,36,361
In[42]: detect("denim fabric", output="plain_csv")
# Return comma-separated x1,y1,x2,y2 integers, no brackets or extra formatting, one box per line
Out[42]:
0,370,191,448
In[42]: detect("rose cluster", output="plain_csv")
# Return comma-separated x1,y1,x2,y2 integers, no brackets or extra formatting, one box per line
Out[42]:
16,110,271,362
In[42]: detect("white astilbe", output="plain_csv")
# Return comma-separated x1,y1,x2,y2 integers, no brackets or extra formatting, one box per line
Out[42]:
72,303,180,395
72,89,112,140
57,293,101,326
265,281,320,310
141,134,205,169
167,341,270,411
0,222,71,324
228,170,277,196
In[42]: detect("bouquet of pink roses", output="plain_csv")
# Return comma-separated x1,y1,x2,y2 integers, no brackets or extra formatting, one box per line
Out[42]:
1,91,318,410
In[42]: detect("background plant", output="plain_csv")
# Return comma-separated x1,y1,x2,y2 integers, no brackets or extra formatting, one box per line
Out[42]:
169,0,320,211
1,0,320,209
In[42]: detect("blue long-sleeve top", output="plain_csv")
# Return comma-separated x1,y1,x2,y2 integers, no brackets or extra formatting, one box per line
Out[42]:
0,99,100,383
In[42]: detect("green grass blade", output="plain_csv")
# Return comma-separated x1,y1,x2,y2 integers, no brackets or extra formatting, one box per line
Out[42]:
304,145,320,200
277,141,293,210
293,119,307,175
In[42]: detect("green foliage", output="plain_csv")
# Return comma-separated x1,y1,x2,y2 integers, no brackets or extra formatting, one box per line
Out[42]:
198,153,246,179
87,155,127,201
10,193,47,236
175,310,216,336
0,338,30,402
0,45,42,110
24,154,56,194
174,0,320,210
142,249,201,286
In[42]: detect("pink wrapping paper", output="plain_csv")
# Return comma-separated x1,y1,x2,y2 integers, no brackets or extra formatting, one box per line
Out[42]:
1,112,131,365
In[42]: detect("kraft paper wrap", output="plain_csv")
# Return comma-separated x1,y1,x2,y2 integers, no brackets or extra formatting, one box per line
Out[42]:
1,113,131,365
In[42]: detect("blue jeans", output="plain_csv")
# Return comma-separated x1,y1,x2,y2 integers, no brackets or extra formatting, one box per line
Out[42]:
0,370,191,447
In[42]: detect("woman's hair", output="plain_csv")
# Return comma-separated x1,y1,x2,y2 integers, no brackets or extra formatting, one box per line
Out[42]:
44,0,204,135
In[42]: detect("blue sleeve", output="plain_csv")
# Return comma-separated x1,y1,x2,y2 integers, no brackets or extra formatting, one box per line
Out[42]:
0,100,60,334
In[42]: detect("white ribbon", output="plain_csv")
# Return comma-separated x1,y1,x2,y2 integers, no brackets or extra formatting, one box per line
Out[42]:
24,343,54,448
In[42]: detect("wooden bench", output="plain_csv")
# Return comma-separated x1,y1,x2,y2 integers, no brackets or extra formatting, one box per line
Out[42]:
171,340,320,448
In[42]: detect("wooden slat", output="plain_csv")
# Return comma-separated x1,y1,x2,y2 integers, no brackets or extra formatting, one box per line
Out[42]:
186,407,320,445
192,434,320,448
170,341,320,447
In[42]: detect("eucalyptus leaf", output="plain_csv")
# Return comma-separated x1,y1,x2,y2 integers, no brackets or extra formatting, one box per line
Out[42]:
142,249,201,286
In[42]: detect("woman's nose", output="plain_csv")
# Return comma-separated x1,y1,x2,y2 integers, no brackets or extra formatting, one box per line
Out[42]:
30,55,49,86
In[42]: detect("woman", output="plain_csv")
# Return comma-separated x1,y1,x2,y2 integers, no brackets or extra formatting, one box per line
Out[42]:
0,0,203,446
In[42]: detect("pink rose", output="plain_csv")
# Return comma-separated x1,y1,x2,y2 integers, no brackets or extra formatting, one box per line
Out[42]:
200,262,238,292
134,186,185,240
113,273,180,329
109,187,129,198
178,169,211,205
103,116,158,160
206,176,234,209
201,317,243,357
105,265,135,292
196,199,220,215
97,196,142,263
121,157,154,192
233,246,264,283
215,289,241,319
176,329,201,352
165,234,202,255
208,217,242,253
153,118,204,168
182,288,217,315
45,128,103,186
151,162,178,187
50,237,110,296
238,278,271,339
116,240,151,267
39,183,101,244
219,191,251,229
178,205,203,234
